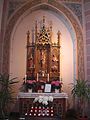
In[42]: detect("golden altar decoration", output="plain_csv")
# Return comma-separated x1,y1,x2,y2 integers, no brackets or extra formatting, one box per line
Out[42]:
25,16,61,92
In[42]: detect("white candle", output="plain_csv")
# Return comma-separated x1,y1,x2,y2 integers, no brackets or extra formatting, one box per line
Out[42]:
25,74,27,83
42,71,44,77
37,73,38,81
47,74,49,82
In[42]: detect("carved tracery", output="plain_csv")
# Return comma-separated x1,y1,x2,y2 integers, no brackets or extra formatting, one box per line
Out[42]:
26,16,61,82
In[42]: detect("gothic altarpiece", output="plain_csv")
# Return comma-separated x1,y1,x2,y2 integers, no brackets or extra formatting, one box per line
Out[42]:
26,16,61,88
19,17,68,119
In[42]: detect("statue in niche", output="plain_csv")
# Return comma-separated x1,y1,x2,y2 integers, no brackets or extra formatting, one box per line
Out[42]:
51,54,58,72
28,54,33,68
40,50,46,69
52,54,58,62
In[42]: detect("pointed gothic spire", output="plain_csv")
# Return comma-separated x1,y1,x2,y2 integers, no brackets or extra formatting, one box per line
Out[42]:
43,16,45,25
35,20,37,42
57,30,61,46
27,30,30,45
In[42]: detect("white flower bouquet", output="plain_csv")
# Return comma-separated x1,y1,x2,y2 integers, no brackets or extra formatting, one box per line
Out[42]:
33,95,53,106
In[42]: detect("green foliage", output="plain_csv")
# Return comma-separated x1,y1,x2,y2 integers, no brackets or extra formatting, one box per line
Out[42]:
0,73,18,119
71,79,90,116
71,80,90,100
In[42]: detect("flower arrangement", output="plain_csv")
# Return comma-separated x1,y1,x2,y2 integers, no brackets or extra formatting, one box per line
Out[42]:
33,96,53,106
26,80,36,91
51,80,62,91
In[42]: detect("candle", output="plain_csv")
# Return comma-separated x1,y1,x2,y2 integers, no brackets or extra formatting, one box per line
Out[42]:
42,71,44,77
47,74,49,82
37,73,38,82
25,74,27,83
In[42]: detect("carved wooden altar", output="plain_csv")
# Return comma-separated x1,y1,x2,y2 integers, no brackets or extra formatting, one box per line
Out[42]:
26,16,61,82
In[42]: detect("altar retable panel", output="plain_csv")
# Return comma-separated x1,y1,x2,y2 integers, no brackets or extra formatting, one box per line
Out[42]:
26,16,61,82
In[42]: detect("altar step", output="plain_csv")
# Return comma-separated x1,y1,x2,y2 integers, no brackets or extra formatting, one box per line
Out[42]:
9,116,61,120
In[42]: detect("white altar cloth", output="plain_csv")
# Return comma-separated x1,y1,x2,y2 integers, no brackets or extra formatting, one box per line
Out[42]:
18,92,68,99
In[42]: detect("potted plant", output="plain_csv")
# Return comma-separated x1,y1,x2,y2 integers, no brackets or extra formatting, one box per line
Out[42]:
26,80,36,92
51,80,62,93
0,73,18,119
71,79,90,119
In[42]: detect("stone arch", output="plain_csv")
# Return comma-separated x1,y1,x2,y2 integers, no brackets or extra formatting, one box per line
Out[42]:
3,0,84,80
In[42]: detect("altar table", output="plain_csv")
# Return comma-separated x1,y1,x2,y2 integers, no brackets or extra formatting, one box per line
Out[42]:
18,92,68,120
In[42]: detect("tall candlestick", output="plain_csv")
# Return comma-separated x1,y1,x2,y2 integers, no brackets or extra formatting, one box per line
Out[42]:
47,74,49,82
25,74,27,83
37,73,38,82
59,72,61,81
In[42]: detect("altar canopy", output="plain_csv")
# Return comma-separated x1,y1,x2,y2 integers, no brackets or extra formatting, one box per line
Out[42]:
26,16,61,82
